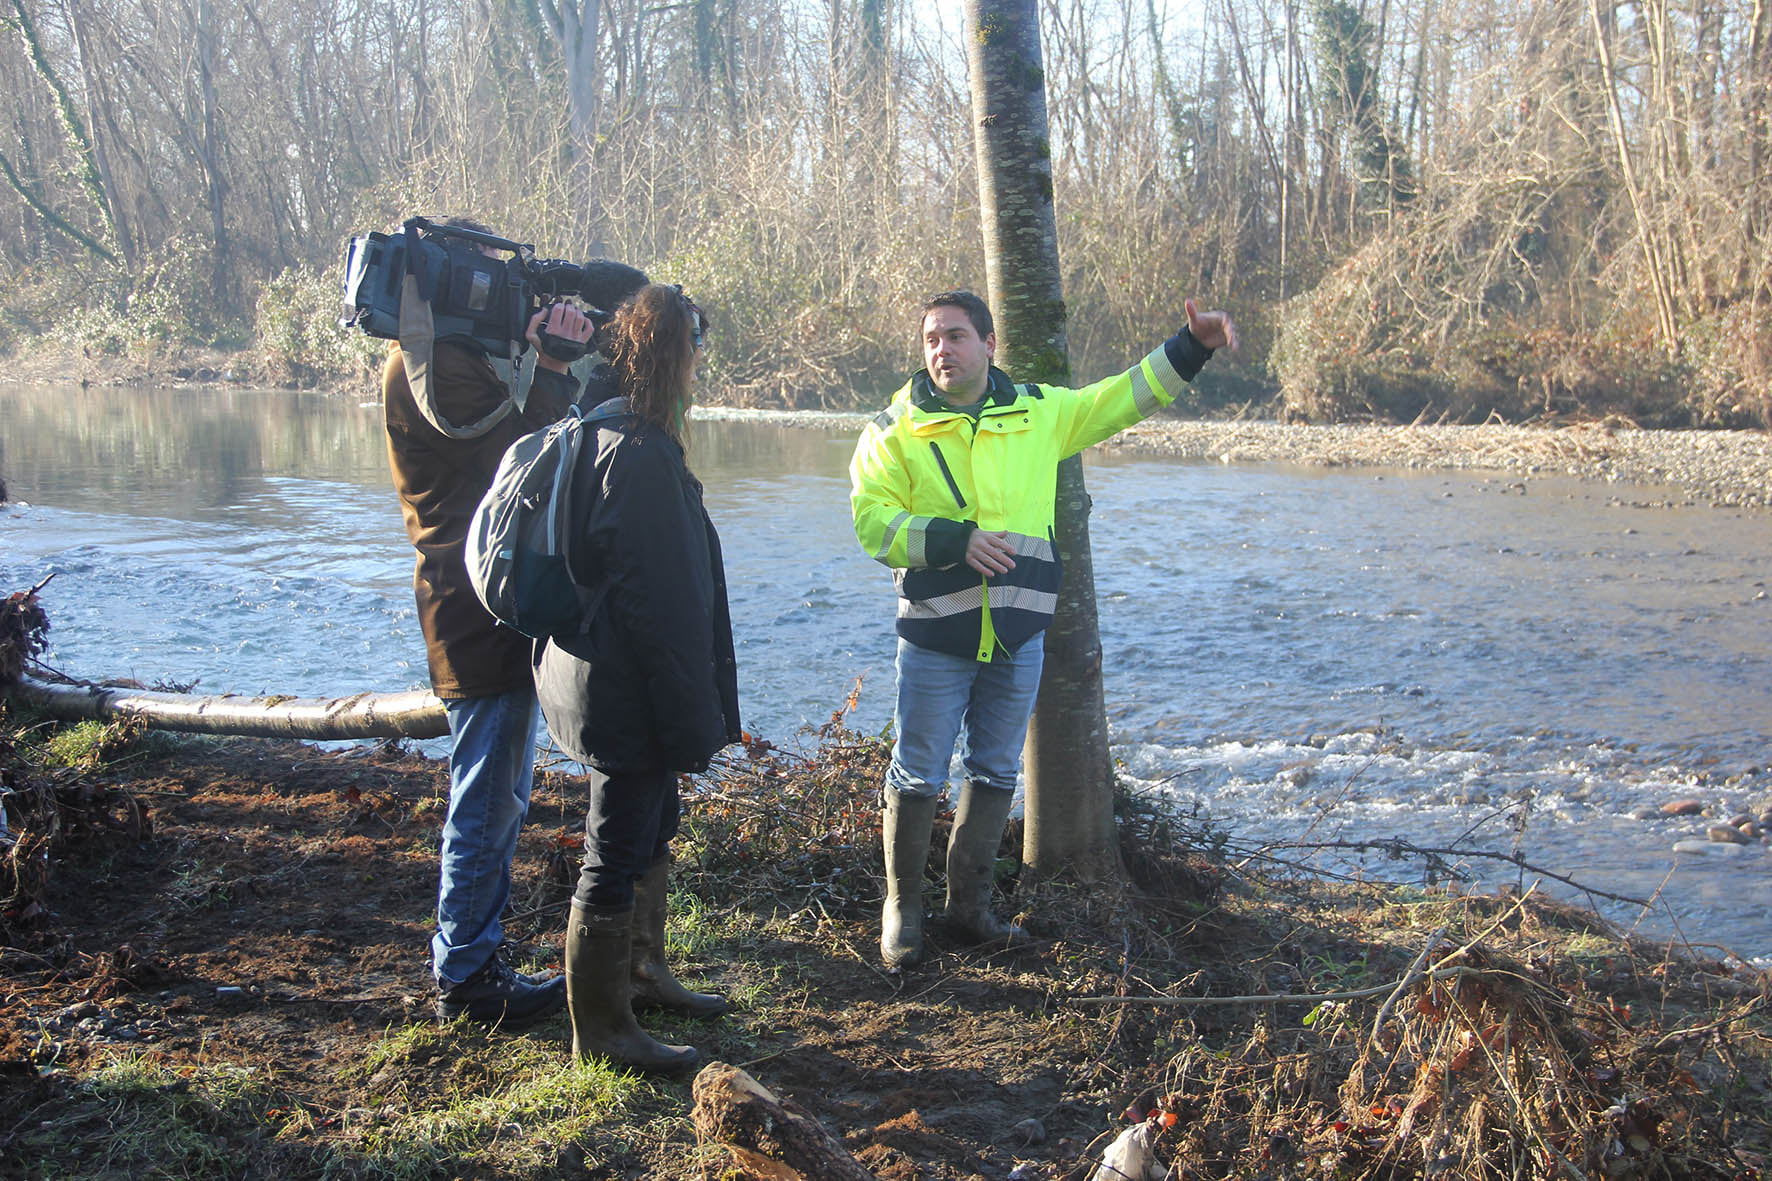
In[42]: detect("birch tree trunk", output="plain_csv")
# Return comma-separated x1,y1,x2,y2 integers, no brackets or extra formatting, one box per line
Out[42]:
964,0,1119,883
10,675,448,740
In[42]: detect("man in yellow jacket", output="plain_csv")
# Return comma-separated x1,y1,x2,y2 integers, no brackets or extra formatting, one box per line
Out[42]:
849,290,1237,968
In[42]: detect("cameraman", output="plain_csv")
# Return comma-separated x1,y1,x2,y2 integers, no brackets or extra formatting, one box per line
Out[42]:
382,220,646,1025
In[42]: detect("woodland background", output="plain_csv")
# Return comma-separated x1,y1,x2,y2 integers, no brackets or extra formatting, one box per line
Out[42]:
1,0,1770,424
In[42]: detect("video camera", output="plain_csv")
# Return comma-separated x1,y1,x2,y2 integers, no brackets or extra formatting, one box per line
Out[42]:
340,217,646,364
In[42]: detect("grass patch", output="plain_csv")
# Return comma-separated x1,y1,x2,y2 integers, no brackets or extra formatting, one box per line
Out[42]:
13,1056,308,1177
348,1027,664,1179
38,719,142,770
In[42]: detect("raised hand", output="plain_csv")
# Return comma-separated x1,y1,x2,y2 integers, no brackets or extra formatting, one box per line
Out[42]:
1184,298,1239,354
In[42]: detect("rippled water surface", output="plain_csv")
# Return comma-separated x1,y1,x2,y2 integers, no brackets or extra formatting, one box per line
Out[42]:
5,384,1771,955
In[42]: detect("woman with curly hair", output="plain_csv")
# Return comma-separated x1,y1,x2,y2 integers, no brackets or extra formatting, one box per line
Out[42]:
534,283,741,1073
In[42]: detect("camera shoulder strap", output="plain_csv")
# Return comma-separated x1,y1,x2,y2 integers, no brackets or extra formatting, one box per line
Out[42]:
397,271,516,440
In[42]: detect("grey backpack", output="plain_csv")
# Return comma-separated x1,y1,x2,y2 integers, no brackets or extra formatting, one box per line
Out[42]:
465,401,627,640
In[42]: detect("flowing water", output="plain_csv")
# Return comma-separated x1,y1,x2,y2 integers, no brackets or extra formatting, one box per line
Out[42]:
5,383,1771,957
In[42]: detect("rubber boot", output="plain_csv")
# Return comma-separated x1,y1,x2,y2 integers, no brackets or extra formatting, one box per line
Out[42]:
565,900,698,1074
631,854,729,1018
881,791,940,968
943,782,1025,946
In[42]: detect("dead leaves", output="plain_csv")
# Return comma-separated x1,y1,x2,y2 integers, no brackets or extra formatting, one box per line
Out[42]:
4,775,152,936
1097,919,1766,1181
0,580,52,689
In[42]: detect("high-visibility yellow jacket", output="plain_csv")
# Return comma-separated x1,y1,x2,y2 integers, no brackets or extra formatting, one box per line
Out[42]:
850,333,1210,661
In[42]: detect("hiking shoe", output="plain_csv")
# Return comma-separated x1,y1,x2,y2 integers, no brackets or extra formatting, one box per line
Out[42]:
437,956,566,1025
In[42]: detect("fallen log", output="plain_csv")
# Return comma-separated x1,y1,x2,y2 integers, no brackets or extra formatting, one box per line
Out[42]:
690,1061,876,1181
9,674,448,740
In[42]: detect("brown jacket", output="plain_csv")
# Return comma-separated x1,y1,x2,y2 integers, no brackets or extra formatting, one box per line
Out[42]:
383,343,576,699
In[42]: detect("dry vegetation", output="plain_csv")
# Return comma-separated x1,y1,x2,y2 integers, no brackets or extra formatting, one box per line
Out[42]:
3,1,1770,424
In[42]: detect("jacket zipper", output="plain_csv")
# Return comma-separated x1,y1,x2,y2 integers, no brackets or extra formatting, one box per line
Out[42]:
928,441,967,510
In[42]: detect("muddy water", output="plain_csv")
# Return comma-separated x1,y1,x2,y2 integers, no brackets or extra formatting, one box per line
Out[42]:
4,383,1771,957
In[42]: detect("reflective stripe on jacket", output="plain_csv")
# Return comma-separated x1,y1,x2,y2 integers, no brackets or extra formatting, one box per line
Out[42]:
849,337,1204,662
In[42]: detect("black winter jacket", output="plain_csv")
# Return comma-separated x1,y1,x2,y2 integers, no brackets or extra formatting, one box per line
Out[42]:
533,393,741,773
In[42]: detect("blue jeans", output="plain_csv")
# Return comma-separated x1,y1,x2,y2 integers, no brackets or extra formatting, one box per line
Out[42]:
433,689,539,987
885,636,1045,800
574,766,680,909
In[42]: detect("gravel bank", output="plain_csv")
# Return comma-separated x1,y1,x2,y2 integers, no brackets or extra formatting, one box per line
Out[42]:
1106,420,1772,509
698,407,1772,509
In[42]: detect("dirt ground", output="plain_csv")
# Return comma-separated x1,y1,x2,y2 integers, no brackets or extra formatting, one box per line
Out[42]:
0,732,1165,1178
3,726,1771,1180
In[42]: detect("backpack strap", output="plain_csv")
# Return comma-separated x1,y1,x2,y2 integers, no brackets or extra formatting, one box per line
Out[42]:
554,400,637,643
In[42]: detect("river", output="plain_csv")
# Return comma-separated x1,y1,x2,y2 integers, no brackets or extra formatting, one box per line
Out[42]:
4,383,1770,959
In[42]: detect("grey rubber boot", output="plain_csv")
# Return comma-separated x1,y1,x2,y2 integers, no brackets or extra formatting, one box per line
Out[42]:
880,791,941,968
565,900,698,1074
943,781,1025,945
630,855,729,1018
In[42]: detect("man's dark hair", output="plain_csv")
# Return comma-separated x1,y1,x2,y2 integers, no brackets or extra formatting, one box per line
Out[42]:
922,291,993,340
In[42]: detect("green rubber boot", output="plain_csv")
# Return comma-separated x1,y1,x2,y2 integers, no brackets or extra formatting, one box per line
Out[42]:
880,791,940,968
630,855,729,1018
565,900,698,1074
943,782,1025,946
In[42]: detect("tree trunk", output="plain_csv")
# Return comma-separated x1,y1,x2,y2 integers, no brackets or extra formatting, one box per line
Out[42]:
10,675,448,740
1752,0,1772,250
964,0,1119,883
190,0,231,303
64,0,135,268
533,0,601,251
1589,0,1679,347
8,0,120,263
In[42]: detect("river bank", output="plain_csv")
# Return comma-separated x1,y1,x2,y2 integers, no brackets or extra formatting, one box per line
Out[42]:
1105,419,1772,510
2,718,1768,1179
6,384,1772,1175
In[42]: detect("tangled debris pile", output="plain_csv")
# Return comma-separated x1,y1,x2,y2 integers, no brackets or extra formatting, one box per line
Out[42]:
1,585,153,940
0,578,51,691
676,678,895,915
1085,923,1766,1179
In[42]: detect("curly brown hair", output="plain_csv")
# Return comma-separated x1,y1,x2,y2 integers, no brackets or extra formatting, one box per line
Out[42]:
604,283,700,442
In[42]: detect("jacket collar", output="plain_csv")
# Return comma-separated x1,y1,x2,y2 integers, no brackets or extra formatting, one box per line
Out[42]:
575,363,621,412
580,383,687,460
909,366,1018,415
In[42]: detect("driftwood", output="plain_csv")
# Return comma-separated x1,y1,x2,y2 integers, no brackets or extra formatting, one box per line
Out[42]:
690,1061,876,1181
10,674,448,740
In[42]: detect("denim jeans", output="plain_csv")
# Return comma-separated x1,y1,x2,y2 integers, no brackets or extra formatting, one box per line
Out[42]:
573,766,680,909
432,688,539,987
884,635,1046,800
